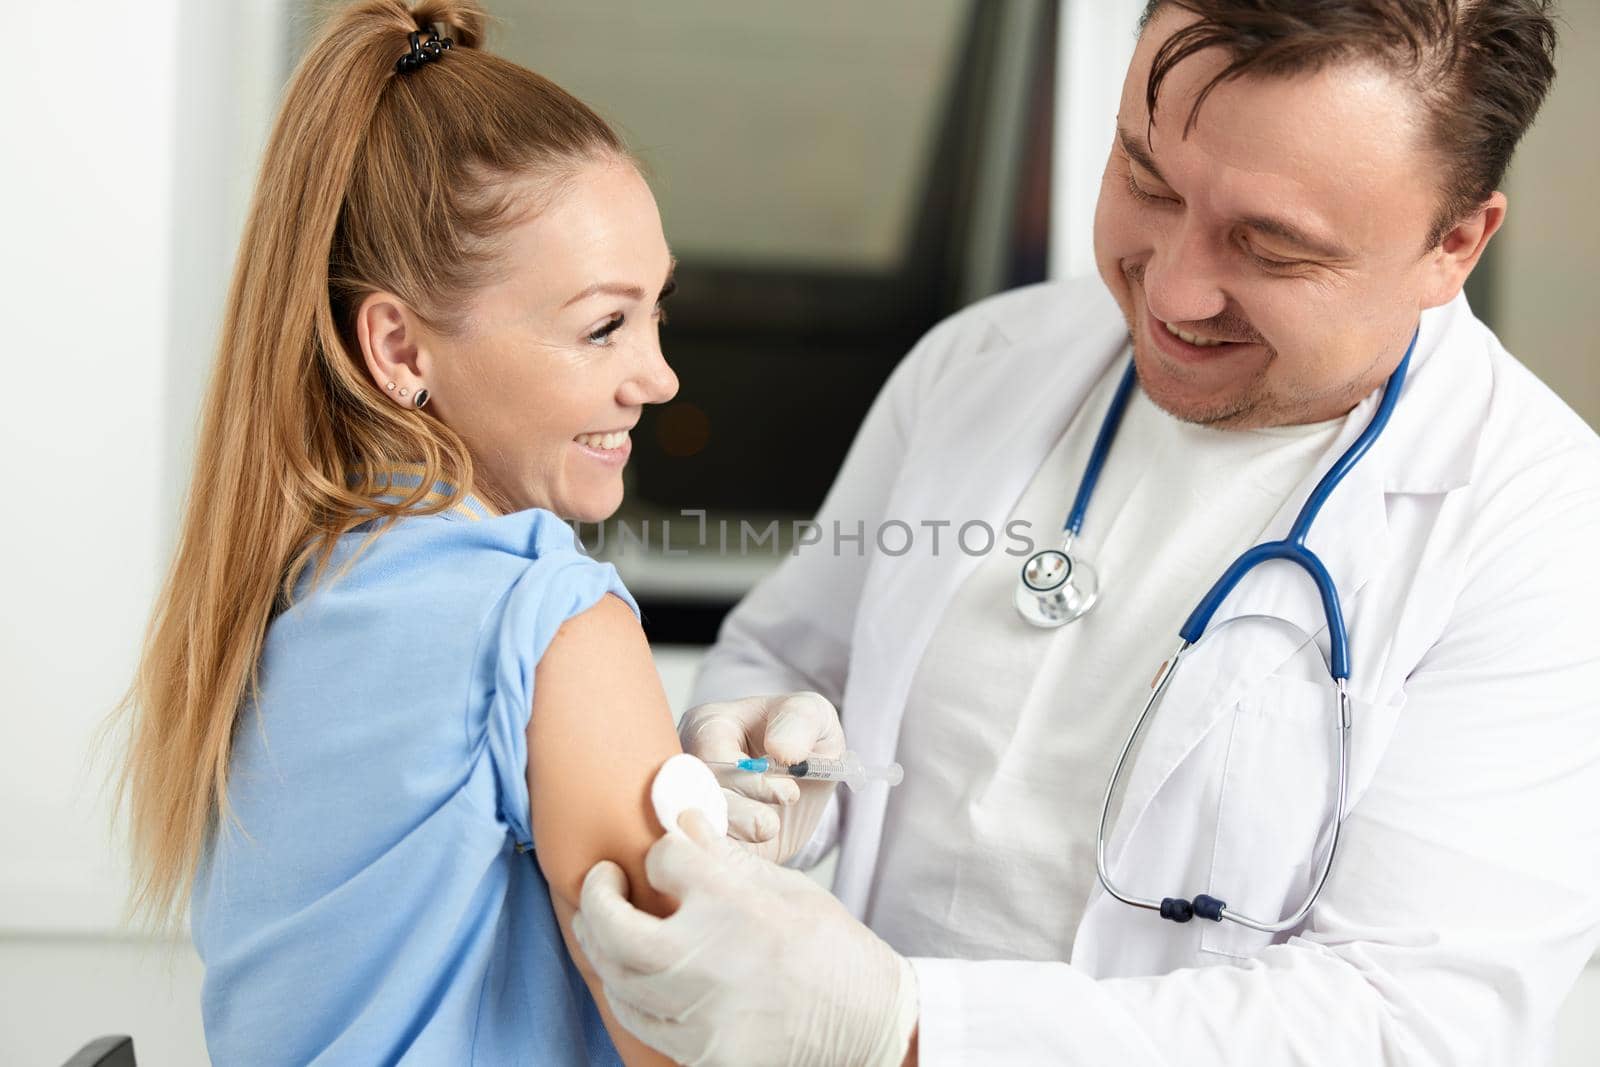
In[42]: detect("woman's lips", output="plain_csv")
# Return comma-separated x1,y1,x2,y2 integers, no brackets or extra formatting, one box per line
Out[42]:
573,430,632,466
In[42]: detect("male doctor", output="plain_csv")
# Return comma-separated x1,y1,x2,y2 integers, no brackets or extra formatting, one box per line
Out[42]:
574,1,1600,1063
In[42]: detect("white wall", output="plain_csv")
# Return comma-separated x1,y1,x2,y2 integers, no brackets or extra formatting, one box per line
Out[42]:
1,0,283,1062
2,3,182,934
2,5,191,1056
1493,0,1600,427
1051,0,1147,280
1,0,288,935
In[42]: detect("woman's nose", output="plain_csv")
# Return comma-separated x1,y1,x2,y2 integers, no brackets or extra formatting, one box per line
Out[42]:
1144,223,1228,325
618,341,679,407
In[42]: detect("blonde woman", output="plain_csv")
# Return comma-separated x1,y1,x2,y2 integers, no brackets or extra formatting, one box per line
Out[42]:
115,2,693,1062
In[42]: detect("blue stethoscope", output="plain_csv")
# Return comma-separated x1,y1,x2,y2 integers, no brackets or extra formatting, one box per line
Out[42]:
1014,330,1416,932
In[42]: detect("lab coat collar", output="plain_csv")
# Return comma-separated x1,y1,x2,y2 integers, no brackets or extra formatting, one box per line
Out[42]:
1371,292,1491,495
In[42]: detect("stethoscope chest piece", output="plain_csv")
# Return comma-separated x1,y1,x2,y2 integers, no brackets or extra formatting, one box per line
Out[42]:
1015,547,1099,628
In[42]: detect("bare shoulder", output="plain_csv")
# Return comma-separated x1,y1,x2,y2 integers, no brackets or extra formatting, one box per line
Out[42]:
529,591,680,913
541,591,650,664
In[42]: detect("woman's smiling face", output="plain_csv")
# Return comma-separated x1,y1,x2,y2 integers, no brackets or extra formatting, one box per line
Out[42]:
364,156,679,522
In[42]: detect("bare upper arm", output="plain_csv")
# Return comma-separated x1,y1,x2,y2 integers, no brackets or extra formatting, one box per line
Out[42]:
527,592,680,919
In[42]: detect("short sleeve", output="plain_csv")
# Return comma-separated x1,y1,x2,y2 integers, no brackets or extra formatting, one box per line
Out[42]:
478,539,638,851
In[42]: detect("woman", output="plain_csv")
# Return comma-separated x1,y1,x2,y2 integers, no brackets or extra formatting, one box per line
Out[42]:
115,2,687,1062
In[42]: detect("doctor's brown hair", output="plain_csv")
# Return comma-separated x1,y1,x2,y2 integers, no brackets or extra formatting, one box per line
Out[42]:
111,0,627,928
1137,0,1558,245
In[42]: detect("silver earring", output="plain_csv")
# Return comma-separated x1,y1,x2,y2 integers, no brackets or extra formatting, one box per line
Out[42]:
385,381,396,392
414,389,430,409
399,387,410,398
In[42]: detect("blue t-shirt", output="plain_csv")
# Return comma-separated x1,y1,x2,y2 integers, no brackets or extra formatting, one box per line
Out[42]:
191,499,635,1065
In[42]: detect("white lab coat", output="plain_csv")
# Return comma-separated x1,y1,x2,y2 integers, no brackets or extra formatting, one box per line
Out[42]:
693,276,1600,1065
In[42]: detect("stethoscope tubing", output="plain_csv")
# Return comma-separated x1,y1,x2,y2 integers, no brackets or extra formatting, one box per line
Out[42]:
1065,360,1140,539
1086,326,1419,931
1094,633,1354,932
1178,329,1418,677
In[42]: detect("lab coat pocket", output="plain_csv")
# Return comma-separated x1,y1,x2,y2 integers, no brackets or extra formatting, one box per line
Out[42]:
1200,674,1350,959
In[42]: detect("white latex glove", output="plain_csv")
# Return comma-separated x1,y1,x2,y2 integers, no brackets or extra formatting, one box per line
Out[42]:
573,810,918,1067
677,692,845,864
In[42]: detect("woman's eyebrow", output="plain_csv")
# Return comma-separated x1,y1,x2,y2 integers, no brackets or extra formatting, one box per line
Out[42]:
562,255,680,308
562,281,645,308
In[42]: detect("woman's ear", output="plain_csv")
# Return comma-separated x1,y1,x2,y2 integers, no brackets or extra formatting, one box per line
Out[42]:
356,292,431,407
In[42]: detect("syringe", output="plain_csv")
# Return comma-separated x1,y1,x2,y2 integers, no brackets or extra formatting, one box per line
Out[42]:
704,751,904,792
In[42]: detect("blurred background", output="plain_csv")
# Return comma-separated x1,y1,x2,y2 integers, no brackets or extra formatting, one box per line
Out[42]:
2,1,1595,1063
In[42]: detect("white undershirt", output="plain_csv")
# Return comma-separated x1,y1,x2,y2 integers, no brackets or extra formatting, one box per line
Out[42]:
867,355,1345,962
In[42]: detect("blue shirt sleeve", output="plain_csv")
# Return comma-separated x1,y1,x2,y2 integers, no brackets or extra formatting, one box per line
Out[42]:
477,520,639,851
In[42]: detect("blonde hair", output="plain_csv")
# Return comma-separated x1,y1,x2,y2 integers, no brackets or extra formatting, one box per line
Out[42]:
111,0,625,929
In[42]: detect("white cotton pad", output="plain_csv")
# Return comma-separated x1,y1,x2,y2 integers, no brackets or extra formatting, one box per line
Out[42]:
651,754,729,840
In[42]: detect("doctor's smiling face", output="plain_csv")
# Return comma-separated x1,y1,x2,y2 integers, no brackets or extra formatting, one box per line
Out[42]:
1094,5,1506,428
359,156,678,522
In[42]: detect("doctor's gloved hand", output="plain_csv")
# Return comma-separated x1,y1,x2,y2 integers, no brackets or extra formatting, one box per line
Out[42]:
573,811,919,1067
678,692,845,865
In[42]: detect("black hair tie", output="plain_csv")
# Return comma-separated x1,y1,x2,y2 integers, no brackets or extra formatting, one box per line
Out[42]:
395,28,452,74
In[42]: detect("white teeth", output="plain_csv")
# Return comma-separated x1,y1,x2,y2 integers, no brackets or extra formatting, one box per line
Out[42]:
576,431,629,451
1164,320,1225,347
